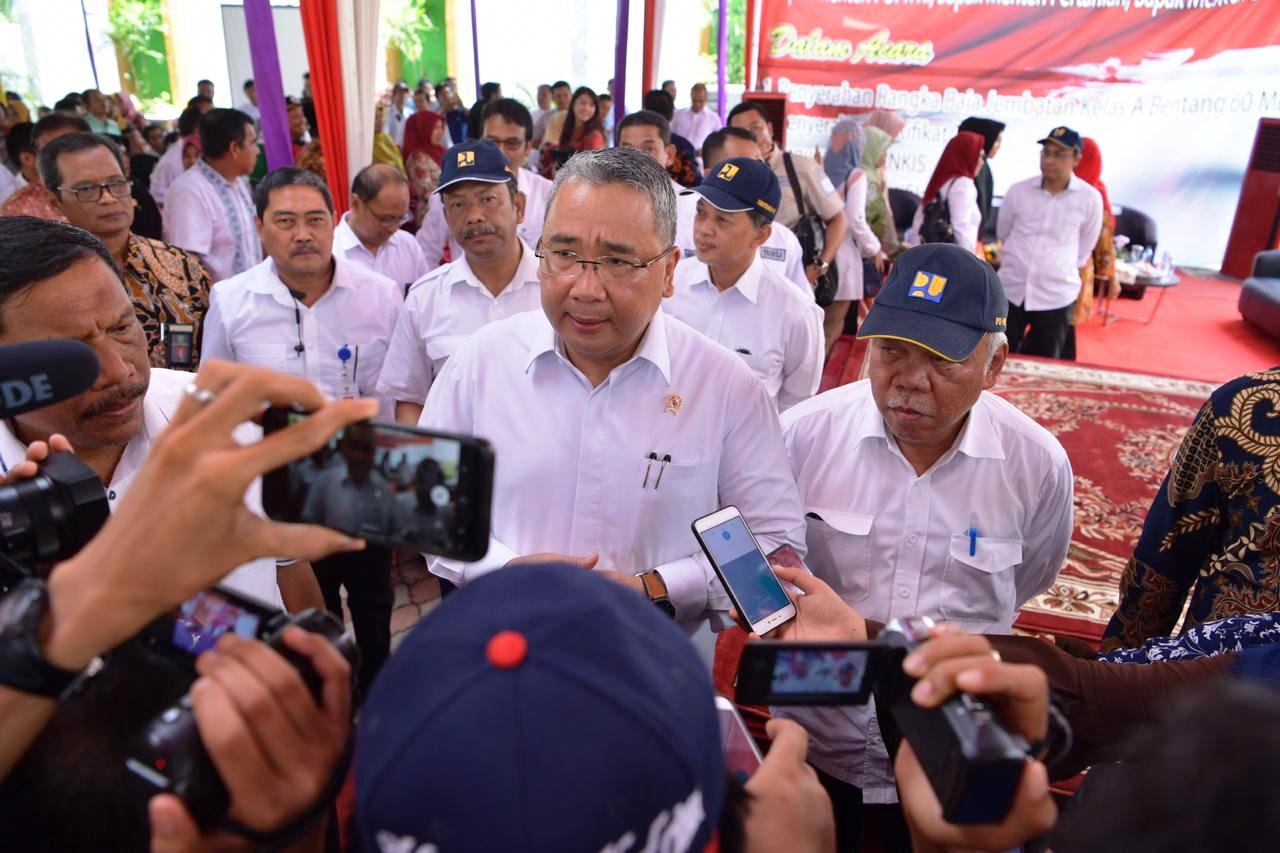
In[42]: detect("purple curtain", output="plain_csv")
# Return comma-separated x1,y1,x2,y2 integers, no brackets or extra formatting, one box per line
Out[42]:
245,0,294,170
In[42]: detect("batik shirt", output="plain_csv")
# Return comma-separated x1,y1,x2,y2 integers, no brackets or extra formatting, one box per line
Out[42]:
1102,368,1280,650
123,233,211,369
1101,612,1280,664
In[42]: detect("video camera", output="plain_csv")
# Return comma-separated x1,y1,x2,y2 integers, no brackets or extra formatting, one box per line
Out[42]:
736,616,1035,825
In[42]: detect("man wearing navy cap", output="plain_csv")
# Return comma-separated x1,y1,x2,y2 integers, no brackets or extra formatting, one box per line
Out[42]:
665,157,823,412
377,139,541,425
996,125,1103,359
778,243,1073,850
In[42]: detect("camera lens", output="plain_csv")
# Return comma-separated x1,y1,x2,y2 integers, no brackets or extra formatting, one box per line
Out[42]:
0,452,109,568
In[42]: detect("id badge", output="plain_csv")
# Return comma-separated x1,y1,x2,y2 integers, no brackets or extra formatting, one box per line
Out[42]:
162,322,195,368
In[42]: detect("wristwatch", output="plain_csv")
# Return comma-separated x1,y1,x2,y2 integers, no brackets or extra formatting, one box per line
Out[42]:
638,571,676,619
813,259,831,273
0,578,84,698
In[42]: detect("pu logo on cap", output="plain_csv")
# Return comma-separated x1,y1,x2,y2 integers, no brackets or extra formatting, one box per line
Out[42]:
995,315,1007,327
717,163,739,181
1052,127,1066,137
908,271,947,303
458,151,476,167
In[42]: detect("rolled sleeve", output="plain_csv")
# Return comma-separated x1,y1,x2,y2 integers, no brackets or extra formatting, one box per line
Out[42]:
431,536,517,585
652,553,718,625
376,304,432,404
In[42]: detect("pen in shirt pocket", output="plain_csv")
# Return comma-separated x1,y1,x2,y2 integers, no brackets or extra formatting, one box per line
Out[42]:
967,514,980,556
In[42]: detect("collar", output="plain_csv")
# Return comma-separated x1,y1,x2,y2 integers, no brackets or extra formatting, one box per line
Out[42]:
241,256,357,306
195,158,236,188
443,238,539,294
1042,173,1087,194
854,387,1005,463
525,309,673,384
332,214,363,254
684,255,765,304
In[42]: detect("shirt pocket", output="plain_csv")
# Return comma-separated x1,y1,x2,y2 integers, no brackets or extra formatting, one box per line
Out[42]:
804,509,874,602
741,351,783,386
939,535,1022,627
236,342,291,371
635,455,718,553
425,334,467,374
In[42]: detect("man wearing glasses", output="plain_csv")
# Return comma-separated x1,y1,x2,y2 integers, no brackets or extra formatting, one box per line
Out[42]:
39,132,211,369
334,164,428,292
419,146,806,631
379,140,542,426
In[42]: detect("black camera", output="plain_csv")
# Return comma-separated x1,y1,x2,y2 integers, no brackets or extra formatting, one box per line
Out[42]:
0,451,109,574
126,605,358,830
736,615,1034,825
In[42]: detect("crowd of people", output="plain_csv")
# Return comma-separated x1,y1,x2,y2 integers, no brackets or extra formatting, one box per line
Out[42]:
0,71,1275,853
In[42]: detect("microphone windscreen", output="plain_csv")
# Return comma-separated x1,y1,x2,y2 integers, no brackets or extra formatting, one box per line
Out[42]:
0,339,101,418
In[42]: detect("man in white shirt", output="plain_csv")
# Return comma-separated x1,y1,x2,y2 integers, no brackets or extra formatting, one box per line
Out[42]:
530,83,553,142
416,99,552,268
702,127,811,291
420,147,807,631
202,167,401,417
381,140,541,425
334,164,427,292
779,243,1073,849
667,157,822,412
163,108,263,282
0,216,320,613
672,83,723,153
996,125,1103,359
616,110,701,261
150,103,209,207
236,78,260,124
384,82,414,148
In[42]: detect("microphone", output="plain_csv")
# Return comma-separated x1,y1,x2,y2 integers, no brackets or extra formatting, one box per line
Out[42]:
0,339,100,418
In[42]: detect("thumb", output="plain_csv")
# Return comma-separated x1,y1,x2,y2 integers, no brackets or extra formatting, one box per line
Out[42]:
149,795,205,853
772,564,820,593
569,552,600,569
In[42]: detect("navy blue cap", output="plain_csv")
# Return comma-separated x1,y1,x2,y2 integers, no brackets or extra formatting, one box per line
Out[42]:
1037,125,1082,153
857,244,1008,362
356,564,724,853
682,156,781,221
434,139,515,194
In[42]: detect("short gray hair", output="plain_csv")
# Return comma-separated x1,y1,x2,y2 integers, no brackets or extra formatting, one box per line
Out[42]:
545,147,677,248
985,331,1008,368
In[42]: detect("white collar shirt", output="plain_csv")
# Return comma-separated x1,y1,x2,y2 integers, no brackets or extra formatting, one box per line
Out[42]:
672,107,724,152
384,104,413,147
162,159,262,282
149,143,186,206
301,465,397,533
415,167,550,268
777,379,1073,799
0,368,283,608
419,309,807,630
674,180,701,260
377,239,542,406
334,213,429,291
237,101,261,123
0,165,19,206
201,256,403,417
759,220,811,292
996,173,1104,311
909,177,982,256
666,256,823,412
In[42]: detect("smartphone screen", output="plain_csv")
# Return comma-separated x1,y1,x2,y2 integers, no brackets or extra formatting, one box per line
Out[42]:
736,642,880,706
169,588,273,657
715,697,763,783
261,410,493,561
698,513,792,628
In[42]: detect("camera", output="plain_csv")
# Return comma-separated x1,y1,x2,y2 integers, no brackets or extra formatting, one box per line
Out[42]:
737,615,1034,825
126,606,358,830
0,451,109,574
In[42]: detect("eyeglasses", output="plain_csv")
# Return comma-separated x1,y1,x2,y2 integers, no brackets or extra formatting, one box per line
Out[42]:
58,178,133,203
535,244,676,285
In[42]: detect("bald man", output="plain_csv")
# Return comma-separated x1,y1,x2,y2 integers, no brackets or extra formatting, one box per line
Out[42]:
334,163,429,291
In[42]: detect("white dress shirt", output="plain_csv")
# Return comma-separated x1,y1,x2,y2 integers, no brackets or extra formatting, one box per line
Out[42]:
758,220,811,292
835,172,882,301
301,465,397,534
237,101,261,123
674,180,702,260
377,239,542,407
420,309,808,629
333,213,429,291
997,174,1103,311
0,368,283,609
909,176,982,256
672,107,724,153
0,165,19,206
666,256,823,412
384,104,414,147
415,167,552,267
777,379,1074,799
202,256,402,417
163,160,262,282
149,143,186,207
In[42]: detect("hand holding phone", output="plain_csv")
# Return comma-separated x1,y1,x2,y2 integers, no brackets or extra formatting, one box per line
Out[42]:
692,507,795,636
715,695,763,783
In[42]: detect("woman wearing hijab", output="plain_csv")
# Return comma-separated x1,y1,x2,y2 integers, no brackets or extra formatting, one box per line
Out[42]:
372,103,406,175
1070,137,1119,341
402,110,446,228
865,110,907,141
862,126,900,258
540,86,606,178
909,130,986,255
825,119,887,345
958,117,1005,237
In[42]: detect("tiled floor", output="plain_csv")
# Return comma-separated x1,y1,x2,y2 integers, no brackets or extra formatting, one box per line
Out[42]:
388,554,441,650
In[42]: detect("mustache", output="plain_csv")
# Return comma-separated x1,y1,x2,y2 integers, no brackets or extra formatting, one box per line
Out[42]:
290,244,320,255
883,395,934,416
462,225,498,241
82,381,147,418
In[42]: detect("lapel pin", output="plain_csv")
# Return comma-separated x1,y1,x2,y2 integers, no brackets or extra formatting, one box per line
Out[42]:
664,393,682,416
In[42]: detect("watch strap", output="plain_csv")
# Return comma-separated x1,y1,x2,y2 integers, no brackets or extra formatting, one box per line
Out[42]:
638,572,676,618
0,578,84,698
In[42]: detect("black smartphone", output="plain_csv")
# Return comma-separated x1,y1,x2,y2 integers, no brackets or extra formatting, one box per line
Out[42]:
261,408,494,561
736,641,884,706
140,585,282,659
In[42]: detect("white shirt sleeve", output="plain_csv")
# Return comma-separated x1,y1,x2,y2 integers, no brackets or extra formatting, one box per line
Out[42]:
843,174,881,257
163,180,213,258
376,298,433,405
777,303,824,413
778,225,811,291
416,201,449,267
948,178,982,256
1077,189,1104,269
996,184,1017,244
200,287,233,362
1012,452,1075,608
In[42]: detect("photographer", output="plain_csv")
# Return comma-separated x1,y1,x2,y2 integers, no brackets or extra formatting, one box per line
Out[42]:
0,357,376,849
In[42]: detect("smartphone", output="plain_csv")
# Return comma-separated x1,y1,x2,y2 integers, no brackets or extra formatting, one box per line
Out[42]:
162,322,194,368
735,641,882,706
261,408,494,561
715,695,763,783
141,585,282,659
692,506,796,635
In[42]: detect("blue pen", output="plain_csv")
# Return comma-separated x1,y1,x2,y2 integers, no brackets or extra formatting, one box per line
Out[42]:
968,526,978,556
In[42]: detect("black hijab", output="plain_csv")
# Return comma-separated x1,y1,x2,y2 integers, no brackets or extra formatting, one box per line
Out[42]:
958,117,1005,156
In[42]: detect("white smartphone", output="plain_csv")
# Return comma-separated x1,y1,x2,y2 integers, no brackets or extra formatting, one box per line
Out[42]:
715,695,764,783
692,506,797,636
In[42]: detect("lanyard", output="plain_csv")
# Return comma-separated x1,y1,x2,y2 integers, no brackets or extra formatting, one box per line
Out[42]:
338,344,360,399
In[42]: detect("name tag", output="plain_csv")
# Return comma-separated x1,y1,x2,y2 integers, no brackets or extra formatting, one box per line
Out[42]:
760,247,786,262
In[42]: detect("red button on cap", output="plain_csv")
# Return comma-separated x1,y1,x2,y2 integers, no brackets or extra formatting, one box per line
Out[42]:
486,630,528,669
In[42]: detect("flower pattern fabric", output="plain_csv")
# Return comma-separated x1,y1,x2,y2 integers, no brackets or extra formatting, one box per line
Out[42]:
123,234,211,369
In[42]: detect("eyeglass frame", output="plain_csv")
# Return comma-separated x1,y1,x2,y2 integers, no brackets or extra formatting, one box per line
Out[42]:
534,242,677,283
56,177,134,204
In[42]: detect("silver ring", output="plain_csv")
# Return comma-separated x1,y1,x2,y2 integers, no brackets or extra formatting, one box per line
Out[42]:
990,650,1003,663
183,381,217,406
